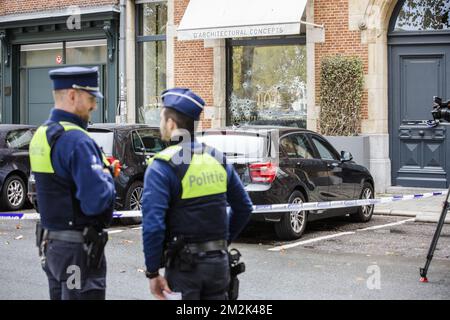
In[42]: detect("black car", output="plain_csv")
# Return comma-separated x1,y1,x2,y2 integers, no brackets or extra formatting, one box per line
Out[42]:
198,126,375,240
88,123,166,212
0,125,36,211
29,123,166,220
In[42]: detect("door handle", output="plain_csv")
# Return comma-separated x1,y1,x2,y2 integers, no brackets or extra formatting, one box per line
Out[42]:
327,162,339,168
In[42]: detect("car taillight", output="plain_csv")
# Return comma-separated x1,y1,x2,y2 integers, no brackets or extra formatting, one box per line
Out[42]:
249,162,277,183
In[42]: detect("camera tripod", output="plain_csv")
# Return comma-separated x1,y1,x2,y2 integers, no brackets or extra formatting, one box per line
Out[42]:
419,185,450,282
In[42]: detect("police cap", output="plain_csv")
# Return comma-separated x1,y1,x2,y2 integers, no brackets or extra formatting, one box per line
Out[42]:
161,88,205,120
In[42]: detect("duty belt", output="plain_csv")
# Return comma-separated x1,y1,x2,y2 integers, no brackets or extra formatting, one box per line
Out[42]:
45,230,85,243
185,239,227,254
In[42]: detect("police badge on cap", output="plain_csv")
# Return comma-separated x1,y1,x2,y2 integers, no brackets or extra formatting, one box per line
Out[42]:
49,66,103,99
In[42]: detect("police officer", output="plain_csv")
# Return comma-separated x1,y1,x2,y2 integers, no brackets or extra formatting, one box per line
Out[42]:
142,88,253,300
29,67,116,300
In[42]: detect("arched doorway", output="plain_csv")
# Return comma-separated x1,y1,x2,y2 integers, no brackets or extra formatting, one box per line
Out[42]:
388,0,450,188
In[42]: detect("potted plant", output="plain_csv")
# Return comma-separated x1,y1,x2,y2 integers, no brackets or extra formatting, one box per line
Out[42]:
319,55,369,168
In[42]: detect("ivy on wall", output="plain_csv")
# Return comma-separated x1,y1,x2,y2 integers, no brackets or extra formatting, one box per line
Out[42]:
319,55,364,136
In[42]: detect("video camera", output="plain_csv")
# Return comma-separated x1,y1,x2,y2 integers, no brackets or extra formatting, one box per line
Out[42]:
430,96,450,125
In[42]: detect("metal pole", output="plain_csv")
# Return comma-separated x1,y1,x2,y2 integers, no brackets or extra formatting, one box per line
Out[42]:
300,20,324,29
419,184,450,282
118,0,127,124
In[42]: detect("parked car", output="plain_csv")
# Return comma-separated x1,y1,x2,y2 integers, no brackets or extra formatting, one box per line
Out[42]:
198,125,375,240
0,125,36,211
29,123,166,221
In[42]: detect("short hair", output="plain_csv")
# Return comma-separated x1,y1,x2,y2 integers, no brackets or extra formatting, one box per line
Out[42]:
163,107,197,134
53,89,69,101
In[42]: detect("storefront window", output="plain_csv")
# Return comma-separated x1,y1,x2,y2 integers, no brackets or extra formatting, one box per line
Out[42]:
66,40,107,65
394,0,450,32
20,43,63,67
137,1,167,125
228,40,307,127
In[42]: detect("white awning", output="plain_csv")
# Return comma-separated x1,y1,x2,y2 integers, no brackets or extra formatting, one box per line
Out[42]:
177,0,309,41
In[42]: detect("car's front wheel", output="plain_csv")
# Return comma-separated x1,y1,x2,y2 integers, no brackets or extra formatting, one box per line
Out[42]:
1,175,26,211
123,180,144,224
274,190,308,240
350,182,374,222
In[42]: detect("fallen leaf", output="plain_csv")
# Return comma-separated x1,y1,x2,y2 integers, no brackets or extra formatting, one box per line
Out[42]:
15,235,23,240
122,240,134,244
120,270,126,273
137,268,145,273
15,224,22,230
355,277,365,282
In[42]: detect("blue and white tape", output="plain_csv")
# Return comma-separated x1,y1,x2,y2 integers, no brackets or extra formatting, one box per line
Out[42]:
1,190,447,220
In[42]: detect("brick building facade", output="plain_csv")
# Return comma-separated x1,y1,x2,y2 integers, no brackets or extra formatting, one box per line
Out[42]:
1,0,450,191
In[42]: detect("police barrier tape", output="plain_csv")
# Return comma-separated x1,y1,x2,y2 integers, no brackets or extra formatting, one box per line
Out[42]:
0,190,447,220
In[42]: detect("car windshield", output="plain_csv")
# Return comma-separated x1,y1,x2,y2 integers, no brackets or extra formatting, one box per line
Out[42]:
89,132,114,156
197,132,267,158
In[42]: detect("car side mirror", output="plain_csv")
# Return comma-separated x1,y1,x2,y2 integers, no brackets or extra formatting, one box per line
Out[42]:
340,151,353,162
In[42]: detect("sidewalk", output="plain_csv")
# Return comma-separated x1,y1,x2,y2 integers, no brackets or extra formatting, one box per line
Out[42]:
374,186,450,224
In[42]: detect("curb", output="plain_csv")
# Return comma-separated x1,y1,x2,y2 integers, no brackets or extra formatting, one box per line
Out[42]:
374,209,450,224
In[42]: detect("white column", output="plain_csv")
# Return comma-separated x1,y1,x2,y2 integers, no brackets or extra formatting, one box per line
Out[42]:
166,0,175,88
126,0,136,123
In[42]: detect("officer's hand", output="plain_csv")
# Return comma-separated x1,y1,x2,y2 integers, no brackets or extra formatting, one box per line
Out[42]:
150,275,172,300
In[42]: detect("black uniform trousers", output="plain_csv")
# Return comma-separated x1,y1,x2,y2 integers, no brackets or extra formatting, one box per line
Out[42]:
165,251,230,300
42,239,106,300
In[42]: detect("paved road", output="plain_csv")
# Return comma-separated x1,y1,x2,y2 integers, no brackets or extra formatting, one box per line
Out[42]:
1,215,449,300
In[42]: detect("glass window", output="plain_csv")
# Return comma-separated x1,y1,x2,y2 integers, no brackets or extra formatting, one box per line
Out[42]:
89,132,114,156
310,136,338,161
198,133,268,158
229,43,307,127
139,2,167,36
137,1,167,125
281,134,314,159
20,43,63,67
394,0,450,32
66,40,107,65
138,41,166,124
132,130,165,154
6,129,35,150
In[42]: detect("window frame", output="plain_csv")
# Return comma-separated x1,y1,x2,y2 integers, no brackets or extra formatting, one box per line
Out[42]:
131,129,165,156
308,134,340,161
388,0,450,36
136,0,168,124
279,131,315,160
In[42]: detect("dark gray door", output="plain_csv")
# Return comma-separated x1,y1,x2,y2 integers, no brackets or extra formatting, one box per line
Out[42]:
390,44,450,188
25,65,105,126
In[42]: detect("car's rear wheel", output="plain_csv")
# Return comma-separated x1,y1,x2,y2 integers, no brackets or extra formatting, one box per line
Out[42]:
123,180,144,224
1,175,26,211
274,191,308,240
350,182,374,222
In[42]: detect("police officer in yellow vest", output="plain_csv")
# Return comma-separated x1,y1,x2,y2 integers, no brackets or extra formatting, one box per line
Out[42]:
29,67,116,300
142,88,253,300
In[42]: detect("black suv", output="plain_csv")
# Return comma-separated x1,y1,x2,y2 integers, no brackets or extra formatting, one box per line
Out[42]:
0,125,36,210
88,124,166,212
29,124,166,218
199,126,375,240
